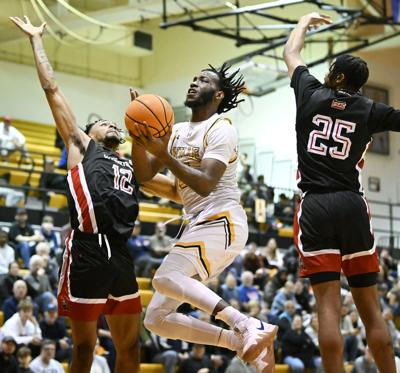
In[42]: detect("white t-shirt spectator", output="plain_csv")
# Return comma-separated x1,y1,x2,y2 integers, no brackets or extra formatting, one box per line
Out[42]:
1,312,42,344
90,355,111,373
0,243,15,274
0,121,25,155
30,356,64,373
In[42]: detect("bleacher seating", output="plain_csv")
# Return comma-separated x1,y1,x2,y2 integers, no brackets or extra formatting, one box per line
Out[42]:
0,118,303,372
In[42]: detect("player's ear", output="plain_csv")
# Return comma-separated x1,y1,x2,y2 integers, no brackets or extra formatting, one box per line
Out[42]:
215,90,225,101
335,73,345,85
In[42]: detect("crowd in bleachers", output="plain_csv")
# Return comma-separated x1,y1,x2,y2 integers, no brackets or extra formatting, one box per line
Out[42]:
1,116,400,373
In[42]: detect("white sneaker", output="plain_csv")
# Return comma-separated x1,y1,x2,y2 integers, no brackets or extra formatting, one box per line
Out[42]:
250,347,275,373
234,318,278,362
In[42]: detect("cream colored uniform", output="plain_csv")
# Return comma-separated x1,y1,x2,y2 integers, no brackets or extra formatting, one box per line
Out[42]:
168,113,248,281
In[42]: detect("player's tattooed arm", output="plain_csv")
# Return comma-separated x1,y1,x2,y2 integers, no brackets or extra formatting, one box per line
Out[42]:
284,12,332,79
10,16,89,152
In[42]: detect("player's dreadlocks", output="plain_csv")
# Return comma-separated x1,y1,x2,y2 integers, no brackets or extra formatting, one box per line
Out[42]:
204,63,246,114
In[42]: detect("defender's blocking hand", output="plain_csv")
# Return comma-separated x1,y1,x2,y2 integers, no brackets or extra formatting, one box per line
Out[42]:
9,16,46,38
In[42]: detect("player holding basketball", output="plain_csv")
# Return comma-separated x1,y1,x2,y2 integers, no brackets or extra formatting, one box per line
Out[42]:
283,12,398,373
131,64,277,372
10,16,141,373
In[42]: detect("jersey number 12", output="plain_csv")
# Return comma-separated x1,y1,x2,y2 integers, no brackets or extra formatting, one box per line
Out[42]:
307,114,356,160
113,165,133,194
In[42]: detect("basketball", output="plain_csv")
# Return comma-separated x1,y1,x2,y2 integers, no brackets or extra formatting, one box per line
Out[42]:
125,94,174,138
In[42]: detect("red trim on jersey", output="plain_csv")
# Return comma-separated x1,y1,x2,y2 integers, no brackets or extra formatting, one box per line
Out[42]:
342,252,379,277
70,166,93,232
104,297,142,316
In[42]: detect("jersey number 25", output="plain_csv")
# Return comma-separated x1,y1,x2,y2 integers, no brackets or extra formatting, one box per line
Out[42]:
307,114,356,160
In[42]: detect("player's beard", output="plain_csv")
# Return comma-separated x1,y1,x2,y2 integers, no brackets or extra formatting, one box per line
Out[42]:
184,90,215,109
103,134,121,149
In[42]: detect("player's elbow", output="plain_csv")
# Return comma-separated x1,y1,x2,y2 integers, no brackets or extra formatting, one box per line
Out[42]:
43,82,59,95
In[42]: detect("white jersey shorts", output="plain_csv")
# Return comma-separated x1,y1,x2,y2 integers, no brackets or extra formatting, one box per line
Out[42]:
171,204,248,281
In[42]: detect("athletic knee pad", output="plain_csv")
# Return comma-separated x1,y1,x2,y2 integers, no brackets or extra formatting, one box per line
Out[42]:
152,271,187,300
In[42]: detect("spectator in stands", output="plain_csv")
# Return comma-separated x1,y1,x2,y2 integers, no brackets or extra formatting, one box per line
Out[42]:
97,314,116,371
340,304,359,363
247,300,267,322
40,215,60,257
39,158,66,200
57,147,67,170
221,273,241,304
149,222,173,258
382,308,400,353
39,303,71,362
264,267,288,305
282,245,299,276
0,262,22,304
0,230,15,277
150,333,181,373
262,238,283,268
91,339,111,373
35,243,59,291
271,280,297,316
8,208,44,269
278,300,297,340
305,313,319,349
282,315,322,372
128,221,152,276
274,193,294,226
238,164,254,189
0,187,25,207
350,310,366,355
2,279,37,321
226,356,256,373
24,255,56,314
1,299,42,349
255,175,274,203
352,346,378,373
0,116,27,160
238,271,262,309
139,222,173,277
0,335,19,373
294,279,312,313
29,340,63,373
178,344,215,373
17,346,34,373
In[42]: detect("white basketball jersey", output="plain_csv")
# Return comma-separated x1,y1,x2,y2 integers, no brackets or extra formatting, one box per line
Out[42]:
168,113,241,216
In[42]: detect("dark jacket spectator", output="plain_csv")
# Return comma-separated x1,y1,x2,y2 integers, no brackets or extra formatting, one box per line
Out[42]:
0,262,22,304
2,279,38,321
39,159,66,192
282,316,319,368
0,336,19,373
178,344,215,373
39,304,71,362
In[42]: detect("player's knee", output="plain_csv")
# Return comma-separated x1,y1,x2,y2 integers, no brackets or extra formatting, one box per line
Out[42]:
73,341,95,359
144,307,163,334
319,333,342,352
152,273,179,295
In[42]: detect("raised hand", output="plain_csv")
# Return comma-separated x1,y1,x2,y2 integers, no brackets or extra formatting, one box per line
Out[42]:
9,15,46,38
130,88,139,102
130,121,171,159
299,12,332,30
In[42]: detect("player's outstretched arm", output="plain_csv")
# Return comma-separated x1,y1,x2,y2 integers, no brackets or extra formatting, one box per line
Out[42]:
141,173,182,204
283,12,331,79
9,16,89,156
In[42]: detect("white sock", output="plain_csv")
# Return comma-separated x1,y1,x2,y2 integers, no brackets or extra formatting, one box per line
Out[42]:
218,329,241,351
216,306,248,328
